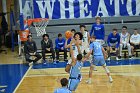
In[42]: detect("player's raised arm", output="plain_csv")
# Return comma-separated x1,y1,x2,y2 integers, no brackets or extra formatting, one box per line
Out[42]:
65,38,71,49
75,40,82,54
102,47,108,59
65,43,76,73
87,32,90,44
102,47,107,55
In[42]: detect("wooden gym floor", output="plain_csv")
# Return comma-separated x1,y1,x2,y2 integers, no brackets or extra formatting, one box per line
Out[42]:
0,49,140,93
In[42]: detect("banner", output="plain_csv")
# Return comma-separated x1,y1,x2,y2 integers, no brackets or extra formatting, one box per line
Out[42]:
21,0,140,19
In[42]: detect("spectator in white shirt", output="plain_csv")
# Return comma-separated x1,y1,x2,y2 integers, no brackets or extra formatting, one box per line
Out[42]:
130,28,140,55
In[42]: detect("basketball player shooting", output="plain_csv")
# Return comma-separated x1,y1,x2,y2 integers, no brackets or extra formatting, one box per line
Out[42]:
65,39,86,92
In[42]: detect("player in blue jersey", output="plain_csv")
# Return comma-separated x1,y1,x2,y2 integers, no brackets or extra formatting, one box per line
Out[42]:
65,39,86,92
54,78,71,93
90,16,105,45
85,36,113,84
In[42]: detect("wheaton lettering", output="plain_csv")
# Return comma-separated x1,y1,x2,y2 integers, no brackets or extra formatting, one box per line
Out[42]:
22,0,140,19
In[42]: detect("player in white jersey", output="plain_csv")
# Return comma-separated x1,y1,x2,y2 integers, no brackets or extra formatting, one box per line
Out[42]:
120,26,132,58
67,32,83,64
79,25,97,71
79,24,90,55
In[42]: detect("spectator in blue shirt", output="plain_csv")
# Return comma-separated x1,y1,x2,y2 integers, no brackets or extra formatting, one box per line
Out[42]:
54,78,71,93
90,16,105,45
55,33,67,62
65,29,76,50
107,28,120,60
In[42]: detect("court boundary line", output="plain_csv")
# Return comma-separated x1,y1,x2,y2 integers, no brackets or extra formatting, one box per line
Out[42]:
30,64,140,72
0,86,7,88
31,64,140,70
13,65,32,93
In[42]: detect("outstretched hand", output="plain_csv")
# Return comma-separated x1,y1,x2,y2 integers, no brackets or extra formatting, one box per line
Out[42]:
70,39,75,44
82,57,87,63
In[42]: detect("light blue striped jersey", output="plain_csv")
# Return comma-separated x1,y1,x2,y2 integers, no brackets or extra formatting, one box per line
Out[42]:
54,87,71,93
90,41,103,56
70,61,83,78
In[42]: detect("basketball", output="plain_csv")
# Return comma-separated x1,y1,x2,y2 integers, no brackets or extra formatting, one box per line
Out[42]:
65,30,72,39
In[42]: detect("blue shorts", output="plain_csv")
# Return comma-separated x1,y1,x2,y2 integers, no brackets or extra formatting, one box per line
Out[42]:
68,79,80,91
92,56,105,66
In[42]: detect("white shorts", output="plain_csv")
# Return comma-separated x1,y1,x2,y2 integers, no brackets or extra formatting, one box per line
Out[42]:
96,39,105,45
81,46,90,54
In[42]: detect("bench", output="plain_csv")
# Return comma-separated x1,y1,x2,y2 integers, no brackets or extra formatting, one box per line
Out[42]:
37,49,70,61
135,49,140,57
121,49,140,58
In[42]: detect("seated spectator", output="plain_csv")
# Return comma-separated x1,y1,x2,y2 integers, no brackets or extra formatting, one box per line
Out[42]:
107,28,120,60
120,26,132,58
55,33,67,62
90,16,105,45
41,34,56,64
54,78,71,93
65,29,76,49
24,35,41,65
130,29,140,55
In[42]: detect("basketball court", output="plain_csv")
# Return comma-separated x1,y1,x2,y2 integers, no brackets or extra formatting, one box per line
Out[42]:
0,51,140,93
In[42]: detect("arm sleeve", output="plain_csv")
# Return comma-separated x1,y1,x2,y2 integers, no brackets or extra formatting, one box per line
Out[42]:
116,35,120,48
107,35,111,47
89,43,93,51
67,38,71,44
90,25,94,36
55,39,60,49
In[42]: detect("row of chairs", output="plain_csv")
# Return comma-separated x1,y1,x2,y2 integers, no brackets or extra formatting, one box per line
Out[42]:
104,46,140,58
20,44,140,63
20,46,70,63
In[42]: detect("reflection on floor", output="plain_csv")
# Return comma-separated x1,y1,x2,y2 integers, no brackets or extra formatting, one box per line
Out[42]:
0,64,29,93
